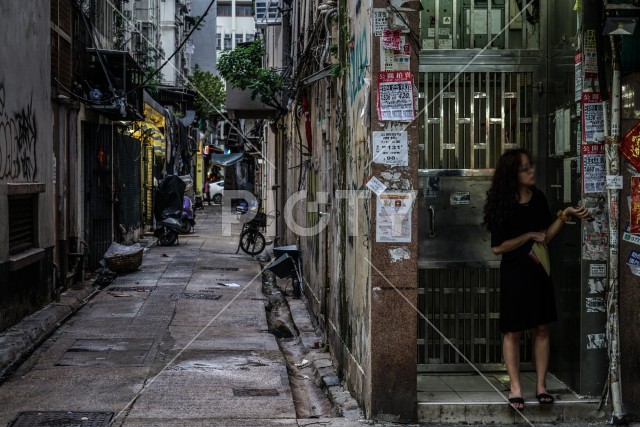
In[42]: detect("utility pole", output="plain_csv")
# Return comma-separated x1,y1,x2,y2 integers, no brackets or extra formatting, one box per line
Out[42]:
603,32,625,425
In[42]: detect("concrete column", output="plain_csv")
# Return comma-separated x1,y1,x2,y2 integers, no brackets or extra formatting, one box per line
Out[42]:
367,0,420,422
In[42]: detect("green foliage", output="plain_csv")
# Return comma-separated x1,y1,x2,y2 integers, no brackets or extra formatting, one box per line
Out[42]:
187,67,225,118
330,63,342,78
217,40,285,109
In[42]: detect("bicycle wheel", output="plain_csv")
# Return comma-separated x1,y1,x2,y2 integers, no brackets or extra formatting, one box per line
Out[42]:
240,230,266,255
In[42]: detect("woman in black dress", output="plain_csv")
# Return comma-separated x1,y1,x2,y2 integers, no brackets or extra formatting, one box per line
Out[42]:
483,149,589,411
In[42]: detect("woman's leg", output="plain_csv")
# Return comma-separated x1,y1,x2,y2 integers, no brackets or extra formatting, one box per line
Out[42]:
532,324,551,400
503,331,523,408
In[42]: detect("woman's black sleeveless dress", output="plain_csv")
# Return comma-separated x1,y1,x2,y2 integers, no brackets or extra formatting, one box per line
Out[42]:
490,189,557,333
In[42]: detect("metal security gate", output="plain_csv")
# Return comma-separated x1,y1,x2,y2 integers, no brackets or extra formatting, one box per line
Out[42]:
418,69,538,371
83,122,113,270
115,130,142,237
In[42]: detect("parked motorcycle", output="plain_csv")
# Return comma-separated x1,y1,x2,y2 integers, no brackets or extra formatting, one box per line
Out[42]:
180,196,196,234
153,175,186,246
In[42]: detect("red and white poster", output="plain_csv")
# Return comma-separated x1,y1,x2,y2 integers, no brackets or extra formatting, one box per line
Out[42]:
582,92,605,143
631,176,640,234
621,121,640,172
582,143,606,194
382,29,402,50
377,71,415,122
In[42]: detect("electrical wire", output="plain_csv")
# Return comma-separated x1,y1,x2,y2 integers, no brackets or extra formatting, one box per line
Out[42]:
100,0,218,103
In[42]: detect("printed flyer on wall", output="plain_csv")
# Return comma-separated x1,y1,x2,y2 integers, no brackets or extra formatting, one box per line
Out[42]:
376,191,413,243
582,143,606,194
377,71,415,122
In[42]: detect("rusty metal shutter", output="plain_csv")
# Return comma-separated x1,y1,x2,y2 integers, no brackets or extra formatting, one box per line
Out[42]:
8,196,36,255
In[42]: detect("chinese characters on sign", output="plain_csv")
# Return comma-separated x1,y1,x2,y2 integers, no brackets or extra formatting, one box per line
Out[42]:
631,176,640,234
365,176,387,197
377,71,415,122
583,30,599,78
621,121,640,172
582,92,605,143
376,191,413,243
373,9,387,36
582,143,606,194
575,51,583,102
382,29,402,50
372,131,408,166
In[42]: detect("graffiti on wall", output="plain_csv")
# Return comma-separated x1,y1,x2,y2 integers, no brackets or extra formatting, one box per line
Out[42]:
0,80,38,181
348,29,369,103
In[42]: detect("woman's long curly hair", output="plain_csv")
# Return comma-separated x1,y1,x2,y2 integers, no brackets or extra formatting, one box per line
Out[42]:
483,149,530,231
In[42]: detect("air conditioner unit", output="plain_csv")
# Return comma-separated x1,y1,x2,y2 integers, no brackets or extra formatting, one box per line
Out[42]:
254,0,282,27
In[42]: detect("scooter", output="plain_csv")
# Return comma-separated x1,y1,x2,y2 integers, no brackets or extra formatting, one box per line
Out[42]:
179,196,196,234
153,175,186,246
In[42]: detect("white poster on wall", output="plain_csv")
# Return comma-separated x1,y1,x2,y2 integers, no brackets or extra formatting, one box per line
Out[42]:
372,131,408,166
376,191,413,243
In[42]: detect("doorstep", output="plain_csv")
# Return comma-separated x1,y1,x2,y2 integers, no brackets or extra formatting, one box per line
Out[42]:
418,373,608,424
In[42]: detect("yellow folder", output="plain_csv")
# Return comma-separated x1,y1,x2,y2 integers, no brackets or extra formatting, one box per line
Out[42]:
531,242,551,276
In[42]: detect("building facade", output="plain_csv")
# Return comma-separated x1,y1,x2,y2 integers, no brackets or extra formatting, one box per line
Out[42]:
260,0,640,422
216,0,256,53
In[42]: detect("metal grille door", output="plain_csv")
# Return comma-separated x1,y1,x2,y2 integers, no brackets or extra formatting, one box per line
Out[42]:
421,71,535,169
83,122,113,270
418,70,537,371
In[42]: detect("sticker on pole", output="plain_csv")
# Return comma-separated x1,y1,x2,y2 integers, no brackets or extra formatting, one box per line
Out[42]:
365,176,387,197
377,71,415,122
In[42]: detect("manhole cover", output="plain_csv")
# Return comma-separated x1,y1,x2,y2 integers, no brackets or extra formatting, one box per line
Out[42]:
107,286,156,292
10,411,114,427
199,266,239,271
233,388,279,397
170,292,222,300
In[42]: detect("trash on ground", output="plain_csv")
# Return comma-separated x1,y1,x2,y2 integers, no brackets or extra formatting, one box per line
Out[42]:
217,282,240,287
107,292,131,298
295,359,310,368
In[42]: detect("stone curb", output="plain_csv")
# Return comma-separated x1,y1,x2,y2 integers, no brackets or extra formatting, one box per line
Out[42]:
0,282,97,381
286,295,364,421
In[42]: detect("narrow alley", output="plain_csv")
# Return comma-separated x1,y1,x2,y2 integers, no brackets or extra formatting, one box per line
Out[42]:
0,207,358,427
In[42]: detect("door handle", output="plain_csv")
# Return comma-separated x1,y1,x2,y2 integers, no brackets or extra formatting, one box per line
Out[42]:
428,205,436,238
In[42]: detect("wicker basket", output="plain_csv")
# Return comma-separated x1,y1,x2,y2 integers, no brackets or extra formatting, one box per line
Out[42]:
105,249,143,273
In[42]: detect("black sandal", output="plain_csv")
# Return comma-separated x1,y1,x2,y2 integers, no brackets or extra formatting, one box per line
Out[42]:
508,396,525,411
536,393,555,404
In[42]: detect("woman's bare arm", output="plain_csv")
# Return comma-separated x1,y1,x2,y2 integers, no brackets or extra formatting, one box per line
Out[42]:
492,232,545,255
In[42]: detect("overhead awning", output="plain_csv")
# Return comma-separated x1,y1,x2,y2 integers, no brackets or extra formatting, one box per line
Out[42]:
211,152,244,167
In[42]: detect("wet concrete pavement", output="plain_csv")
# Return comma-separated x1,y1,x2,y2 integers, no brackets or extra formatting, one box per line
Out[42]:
0,207,351,427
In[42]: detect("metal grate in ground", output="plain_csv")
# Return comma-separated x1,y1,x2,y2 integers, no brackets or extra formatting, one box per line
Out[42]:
107,286,156,292
10,411,114,427
233,388,279,397
170,292,222,301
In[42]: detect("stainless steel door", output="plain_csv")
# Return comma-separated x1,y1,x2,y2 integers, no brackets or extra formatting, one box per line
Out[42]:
418,69,538,371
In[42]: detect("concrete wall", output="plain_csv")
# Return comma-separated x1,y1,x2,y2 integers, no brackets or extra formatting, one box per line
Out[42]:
0,0,54,330
191,0,218,74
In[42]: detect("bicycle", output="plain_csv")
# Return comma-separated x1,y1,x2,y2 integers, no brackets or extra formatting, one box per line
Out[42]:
236,209,279,255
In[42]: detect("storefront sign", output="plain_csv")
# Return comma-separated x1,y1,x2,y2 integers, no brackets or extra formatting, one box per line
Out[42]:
582,143,606,194
582,92,605,143
377,71,415,122
631,176,640,234
376,191,413,243
372,131,408,166
620,121,640,172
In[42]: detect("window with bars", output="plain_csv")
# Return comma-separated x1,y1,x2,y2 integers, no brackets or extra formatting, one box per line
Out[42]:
8,196,37,255
51,0,73,89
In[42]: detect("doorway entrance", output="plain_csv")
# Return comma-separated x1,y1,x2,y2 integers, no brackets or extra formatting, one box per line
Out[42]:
417,67,540,371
